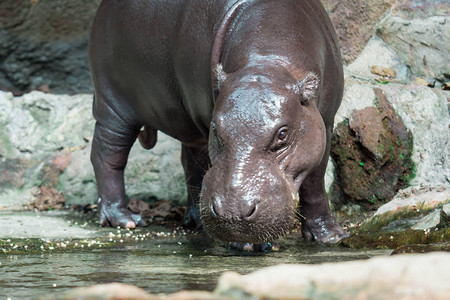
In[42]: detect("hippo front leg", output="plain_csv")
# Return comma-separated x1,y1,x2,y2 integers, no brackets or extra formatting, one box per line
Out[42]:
91,122,147,228
299,126,348,244
181,144,210,229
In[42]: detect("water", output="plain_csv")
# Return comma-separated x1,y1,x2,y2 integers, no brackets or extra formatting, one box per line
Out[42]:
0,232,390,299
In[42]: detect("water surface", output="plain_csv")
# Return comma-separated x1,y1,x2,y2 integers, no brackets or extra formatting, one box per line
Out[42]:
1,232,390,299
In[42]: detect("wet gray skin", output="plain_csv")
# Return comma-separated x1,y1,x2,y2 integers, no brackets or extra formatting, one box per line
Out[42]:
90,0,347,245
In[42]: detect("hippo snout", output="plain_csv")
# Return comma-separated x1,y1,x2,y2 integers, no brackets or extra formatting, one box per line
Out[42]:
200,160,297,244
209,194,258,221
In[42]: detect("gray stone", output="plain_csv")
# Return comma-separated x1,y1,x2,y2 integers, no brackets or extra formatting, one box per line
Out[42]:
346,36,412,83
215,252,450,300
0,90,186,208
378,84,450,187
373,186,450,217
391,0,450,19
0,210,98,239
0,91,94,157
377,15,450,80
443,203,450,218
411,209,442,230
0,0,101,94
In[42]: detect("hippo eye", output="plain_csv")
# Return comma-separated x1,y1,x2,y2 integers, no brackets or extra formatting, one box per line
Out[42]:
277,129,288,141
271,126,290,151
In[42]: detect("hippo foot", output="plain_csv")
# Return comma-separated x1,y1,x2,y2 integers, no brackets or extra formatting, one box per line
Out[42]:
301,215,348,244
184,205,203,230
227,242,280,252
98,199,147,228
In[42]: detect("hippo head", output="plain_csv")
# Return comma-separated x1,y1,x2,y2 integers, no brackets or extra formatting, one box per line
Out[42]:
200,63,327,243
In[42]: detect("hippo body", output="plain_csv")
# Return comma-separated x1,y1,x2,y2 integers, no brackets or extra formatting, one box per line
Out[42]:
89,0,347,243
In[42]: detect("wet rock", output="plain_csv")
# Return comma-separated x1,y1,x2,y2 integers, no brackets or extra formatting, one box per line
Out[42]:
411,209,445,230
343,227,450,250
372,186,450,218
392,242,450,254
330,88,414,207
344,186,450,250
215,252,450,300
321,0,396,64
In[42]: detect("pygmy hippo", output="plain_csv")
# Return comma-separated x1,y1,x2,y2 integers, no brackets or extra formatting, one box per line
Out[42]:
89,0,347,244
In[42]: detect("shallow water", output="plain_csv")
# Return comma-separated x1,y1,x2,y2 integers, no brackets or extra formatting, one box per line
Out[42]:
0,231,390,299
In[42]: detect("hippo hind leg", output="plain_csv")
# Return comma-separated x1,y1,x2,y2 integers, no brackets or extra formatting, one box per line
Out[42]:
299,126,348,244
91,117,148,228
181,144,210,229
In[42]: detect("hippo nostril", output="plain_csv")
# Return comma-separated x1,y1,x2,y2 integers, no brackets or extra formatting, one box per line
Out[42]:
244,203,258,220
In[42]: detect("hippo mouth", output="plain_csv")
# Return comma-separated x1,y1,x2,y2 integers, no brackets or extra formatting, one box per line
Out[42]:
199,195,297,244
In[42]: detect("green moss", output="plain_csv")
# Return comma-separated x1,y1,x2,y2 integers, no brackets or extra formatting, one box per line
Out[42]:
343,228,450,250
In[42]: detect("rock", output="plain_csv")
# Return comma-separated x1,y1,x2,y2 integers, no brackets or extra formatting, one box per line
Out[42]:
413,77,432,86
443,203,450,218
329,79,450,204
215,253,450,300
321,0,396,64
411,209,444,230
330,88,414,206
0,0,100,94
373,186,450,217
0,91,185,209
355,186,450,242
392,242,450,255
47,283,156,300
371,65,396,78
391,0,450,19
47,282,219,300
442,81,450,90
0,210,98,239
377,15,450,80
346,37,411,83
28,186,66,211
378,84,450,187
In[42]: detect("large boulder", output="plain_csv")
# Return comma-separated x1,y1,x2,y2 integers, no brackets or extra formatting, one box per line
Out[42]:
0,0,101,94
330,87,414,207
215,252,450,300
377,14,450,81
0,91,185,208
328,78,449,207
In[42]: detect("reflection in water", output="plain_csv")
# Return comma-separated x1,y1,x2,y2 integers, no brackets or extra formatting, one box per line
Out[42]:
0,233,389,299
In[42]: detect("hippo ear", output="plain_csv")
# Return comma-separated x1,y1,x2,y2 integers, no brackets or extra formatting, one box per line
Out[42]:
295,72,319,105
214,64,228,92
